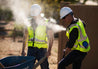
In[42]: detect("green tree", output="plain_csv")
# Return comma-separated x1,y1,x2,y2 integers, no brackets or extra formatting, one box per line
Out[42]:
57,0,80,3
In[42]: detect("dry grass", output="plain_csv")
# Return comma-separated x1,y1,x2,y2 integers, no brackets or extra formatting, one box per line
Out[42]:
0,38,58,69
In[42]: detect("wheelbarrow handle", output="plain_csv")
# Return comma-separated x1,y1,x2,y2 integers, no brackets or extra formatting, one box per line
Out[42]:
0,62,5,68
32,56,47,69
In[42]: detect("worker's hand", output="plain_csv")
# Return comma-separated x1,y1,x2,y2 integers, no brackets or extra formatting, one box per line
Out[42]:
21,51,26,56
45,51,51,58
65,48,71,54
63,49,66,54
62,49,66,58
63,48,71,55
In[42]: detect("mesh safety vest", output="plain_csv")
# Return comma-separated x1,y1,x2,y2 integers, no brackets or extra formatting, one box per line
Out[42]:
66,19,90,52
27,25,48,49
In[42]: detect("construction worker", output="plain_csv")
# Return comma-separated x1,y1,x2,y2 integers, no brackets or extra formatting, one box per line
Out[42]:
58,7,90,69
22,4,54,69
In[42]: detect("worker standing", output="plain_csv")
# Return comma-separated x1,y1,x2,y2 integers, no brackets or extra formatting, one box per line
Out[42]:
58,7,90,69
22,4,54,69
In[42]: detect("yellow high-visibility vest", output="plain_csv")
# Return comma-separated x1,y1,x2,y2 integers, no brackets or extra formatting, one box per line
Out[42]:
66,19,90,52
27,25,48,49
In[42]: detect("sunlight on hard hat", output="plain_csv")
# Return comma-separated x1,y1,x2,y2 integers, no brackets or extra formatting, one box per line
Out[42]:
31,4,41,16
60,7,72,19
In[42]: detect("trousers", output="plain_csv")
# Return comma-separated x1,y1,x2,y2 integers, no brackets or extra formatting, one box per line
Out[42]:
58,50,87,69
27,47,49,69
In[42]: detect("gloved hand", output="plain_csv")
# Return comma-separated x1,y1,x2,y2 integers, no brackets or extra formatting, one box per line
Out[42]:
63,49,66,58
63,48,71,58
65,48,71,53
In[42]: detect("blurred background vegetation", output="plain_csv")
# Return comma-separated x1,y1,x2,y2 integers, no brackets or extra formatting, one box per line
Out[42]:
0,0,98,22
0,0,98,37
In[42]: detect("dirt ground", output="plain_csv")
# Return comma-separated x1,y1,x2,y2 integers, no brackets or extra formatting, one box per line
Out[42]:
0,37,58,69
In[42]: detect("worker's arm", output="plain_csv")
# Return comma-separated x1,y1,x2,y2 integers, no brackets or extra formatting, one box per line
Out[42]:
64,28,78,53
64,19,85,54
21,28,28,56
46,30,54,58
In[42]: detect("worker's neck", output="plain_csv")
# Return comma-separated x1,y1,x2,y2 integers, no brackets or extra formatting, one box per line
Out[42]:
70,17,74,24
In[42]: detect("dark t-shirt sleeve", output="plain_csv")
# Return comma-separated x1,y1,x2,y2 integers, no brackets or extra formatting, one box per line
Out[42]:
66,28,78,48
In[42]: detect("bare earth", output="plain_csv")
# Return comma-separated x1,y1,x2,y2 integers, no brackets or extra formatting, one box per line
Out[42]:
0,37,58,69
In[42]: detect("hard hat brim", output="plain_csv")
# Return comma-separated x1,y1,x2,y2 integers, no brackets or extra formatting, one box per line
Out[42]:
60,7,73,19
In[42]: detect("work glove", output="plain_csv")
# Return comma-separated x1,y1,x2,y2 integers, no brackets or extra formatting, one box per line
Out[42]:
63,48,71,58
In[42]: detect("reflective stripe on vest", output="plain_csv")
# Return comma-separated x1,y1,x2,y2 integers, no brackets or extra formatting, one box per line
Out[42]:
69,23,87,42
66,19,90,52
35,38,47,43
27,25,48,48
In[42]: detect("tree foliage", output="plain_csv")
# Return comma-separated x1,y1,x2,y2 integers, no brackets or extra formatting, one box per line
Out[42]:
29,0,87,23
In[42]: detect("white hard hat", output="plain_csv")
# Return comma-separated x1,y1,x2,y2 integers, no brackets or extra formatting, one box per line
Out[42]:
31,4,41,16
60,7,73,19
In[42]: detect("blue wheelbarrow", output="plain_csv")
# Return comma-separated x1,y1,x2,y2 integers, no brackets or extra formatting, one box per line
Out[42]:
0,56,47,69
0,56,35,69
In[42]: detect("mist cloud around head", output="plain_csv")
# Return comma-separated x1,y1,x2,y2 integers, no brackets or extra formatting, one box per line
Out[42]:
7,0,31,27
0,0,66,33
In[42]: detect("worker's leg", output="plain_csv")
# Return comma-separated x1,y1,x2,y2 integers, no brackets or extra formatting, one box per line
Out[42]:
58,50,86,69
27,47,37,57
40,58,49,69
27,47,38,63
72,60,82,69
37,48,49,69
72,51,87,69
58,51,74,69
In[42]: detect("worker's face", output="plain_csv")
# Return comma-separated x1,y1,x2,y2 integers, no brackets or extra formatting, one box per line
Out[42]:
62,14,73,27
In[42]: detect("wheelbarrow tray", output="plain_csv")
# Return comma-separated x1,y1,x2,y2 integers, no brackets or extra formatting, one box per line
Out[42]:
0,56,35,69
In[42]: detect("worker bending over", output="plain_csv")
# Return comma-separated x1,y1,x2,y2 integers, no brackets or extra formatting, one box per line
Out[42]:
58,7,90,69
